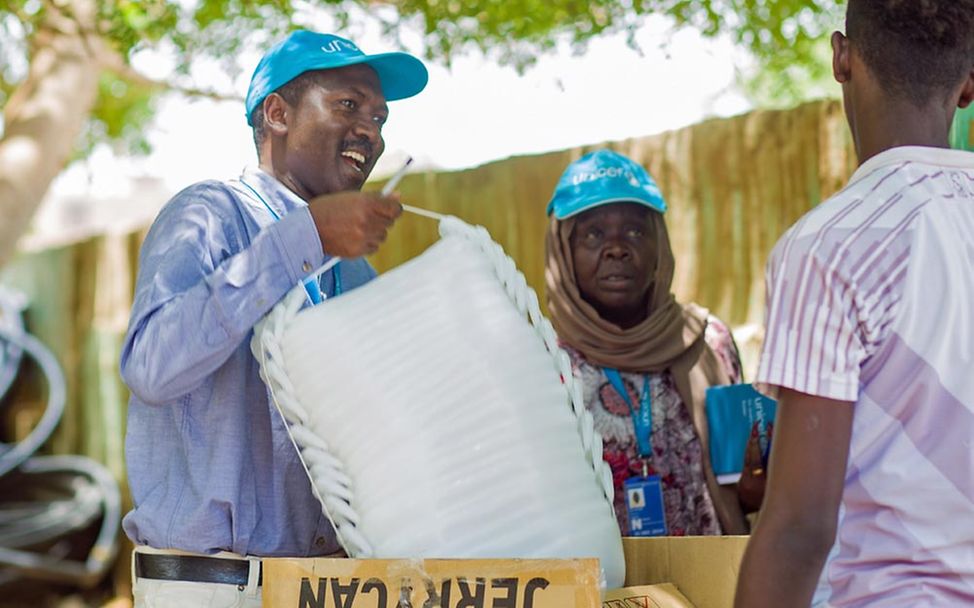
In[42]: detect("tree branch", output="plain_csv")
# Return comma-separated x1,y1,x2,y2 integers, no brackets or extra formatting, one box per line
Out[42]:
97,51,243,102
43,0,242,102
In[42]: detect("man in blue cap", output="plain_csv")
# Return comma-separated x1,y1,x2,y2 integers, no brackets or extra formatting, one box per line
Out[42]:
120,31,427,607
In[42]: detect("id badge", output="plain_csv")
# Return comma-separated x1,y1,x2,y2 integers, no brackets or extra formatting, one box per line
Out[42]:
624,475,667,537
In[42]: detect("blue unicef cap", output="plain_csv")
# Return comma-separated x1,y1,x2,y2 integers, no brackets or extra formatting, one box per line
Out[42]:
245,31,429,125
546,149,667,219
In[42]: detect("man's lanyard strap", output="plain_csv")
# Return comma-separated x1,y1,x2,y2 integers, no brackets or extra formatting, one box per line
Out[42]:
603,368,653,458
239,178,341,303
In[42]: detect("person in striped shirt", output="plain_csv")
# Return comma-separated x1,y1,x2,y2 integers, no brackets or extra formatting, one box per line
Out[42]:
735,1,974,606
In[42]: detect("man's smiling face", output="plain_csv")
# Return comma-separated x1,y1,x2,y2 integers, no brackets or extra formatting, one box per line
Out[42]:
280,64,388,198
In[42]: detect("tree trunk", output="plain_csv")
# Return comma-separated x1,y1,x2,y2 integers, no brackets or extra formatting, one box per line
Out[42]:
0,0,102,268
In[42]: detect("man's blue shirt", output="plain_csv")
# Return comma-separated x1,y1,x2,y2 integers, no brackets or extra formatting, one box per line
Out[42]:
120,168,376,556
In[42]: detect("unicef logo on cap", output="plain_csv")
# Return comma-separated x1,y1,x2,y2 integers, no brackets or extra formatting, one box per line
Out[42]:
321,38,360,54
572,167,632,186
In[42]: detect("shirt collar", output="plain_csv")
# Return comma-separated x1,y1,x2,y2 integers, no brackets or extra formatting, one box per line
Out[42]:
239,166,308,219
849,145,974,186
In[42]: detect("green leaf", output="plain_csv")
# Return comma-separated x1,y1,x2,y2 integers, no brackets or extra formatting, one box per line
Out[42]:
77,71,157,159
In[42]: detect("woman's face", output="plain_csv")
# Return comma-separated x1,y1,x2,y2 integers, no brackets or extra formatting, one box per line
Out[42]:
569,202,658,329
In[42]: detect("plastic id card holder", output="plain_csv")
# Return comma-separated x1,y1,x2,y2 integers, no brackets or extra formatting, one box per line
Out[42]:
624,475,667,537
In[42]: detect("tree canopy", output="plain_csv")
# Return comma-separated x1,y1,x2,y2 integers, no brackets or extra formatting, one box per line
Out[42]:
0,0,844,266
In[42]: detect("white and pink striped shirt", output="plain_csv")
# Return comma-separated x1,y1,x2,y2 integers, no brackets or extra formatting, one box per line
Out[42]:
757,146,974,607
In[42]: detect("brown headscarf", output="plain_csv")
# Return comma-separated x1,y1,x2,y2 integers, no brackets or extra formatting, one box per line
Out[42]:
544,210,747,534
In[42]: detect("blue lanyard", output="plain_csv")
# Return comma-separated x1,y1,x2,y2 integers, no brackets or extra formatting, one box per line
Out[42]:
239,179,341,303
604,368,653,458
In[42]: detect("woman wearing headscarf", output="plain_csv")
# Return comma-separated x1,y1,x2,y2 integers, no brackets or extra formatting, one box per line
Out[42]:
544,149,760,536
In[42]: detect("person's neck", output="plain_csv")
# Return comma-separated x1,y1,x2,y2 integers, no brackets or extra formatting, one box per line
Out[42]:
850,97,954,166
258,155,311,202
598,307,648,330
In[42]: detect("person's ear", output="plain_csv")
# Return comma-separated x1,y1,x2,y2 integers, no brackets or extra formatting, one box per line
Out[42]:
832,31,852,85
957,66,974,109
262,93,290,136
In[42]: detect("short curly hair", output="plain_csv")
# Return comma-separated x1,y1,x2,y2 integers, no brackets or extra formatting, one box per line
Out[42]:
847,0,974,106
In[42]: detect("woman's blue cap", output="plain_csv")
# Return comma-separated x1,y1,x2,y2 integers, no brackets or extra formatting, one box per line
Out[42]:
546,149,667,219
245,31,429,126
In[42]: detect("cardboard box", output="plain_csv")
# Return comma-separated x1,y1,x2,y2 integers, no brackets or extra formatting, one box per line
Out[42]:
602,583,695,607
622,537,750,608
262,536,750,608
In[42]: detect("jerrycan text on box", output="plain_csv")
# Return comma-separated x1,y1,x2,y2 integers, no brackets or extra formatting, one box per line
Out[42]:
262,557,601,608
